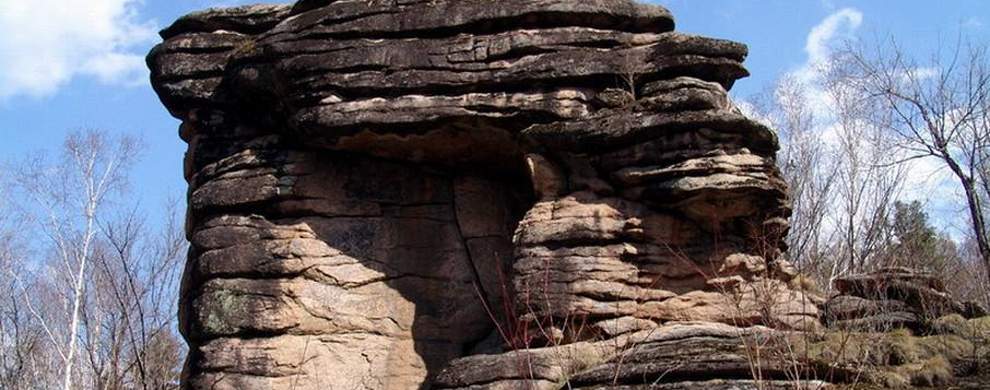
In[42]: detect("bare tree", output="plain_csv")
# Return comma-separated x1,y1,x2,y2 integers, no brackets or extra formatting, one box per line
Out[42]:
960,231,990,309
88,202,185,390
750,75,838,276
835,38,990,283
617,48,648,100
0,173,48,390
1,130,187,390
750,67,906,286
9,130,139,390
823,69,908,274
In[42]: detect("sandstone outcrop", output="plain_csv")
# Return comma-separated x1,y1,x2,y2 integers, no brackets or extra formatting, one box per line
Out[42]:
825,267,987,332
434,322,832,390
148,1,820,389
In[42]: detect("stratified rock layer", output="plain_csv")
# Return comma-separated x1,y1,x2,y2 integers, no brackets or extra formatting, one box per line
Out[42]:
148,1,817,389
825,267,987,332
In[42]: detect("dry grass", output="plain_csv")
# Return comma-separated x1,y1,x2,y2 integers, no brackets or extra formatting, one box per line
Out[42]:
838,357,952,389
900,356,953,387
793,328,914,367
787,319,990,388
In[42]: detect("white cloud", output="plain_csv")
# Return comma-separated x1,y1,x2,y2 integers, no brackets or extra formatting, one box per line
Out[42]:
796,8,862,83
963,17,983,30
900,66,939,83
0,0,158,100
82,52,150,87
765,8,865,129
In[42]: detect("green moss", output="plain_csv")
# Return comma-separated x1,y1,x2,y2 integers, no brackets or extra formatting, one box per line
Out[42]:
800,329,919,366
886,329,919,365
798,331,872,365
966,317,990,341
919,315,990,370
201,287,248,334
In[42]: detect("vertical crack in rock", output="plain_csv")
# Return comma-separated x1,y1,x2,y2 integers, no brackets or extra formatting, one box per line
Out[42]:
148,1,822,389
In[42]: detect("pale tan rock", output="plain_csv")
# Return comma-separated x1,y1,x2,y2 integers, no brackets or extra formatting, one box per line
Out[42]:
149,0,814,388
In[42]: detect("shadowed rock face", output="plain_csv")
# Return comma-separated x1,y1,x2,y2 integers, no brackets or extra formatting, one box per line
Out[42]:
147,1,818,389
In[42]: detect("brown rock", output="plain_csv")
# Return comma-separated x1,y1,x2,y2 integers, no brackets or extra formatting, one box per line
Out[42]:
147,0,810,389
827,267,989,332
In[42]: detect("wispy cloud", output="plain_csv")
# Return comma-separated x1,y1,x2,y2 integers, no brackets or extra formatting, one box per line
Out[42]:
962,17,983,30
784,7,863,134
795,8,862,83
0,0,158,101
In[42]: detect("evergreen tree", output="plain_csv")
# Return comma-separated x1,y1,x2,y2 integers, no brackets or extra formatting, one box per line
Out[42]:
882,201,958,273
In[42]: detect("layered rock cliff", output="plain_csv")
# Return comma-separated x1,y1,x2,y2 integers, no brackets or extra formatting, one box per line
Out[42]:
147,1,820,389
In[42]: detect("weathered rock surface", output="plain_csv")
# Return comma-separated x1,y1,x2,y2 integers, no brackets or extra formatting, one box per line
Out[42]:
825,267,987,332
434,322,832,390
148,1,816,389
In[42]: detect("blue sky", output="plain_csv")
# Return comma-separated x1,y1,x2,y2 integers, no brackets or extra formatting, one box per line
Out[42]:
0,0,987,233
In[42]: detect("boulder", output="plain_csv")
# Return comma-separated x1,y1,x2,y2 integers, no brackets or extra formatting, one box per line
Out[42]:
434,322,832,390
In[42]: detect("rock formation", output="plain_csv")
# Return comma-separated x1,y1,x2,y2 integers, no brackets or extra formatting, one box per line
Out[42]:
825,267,987,332
147,1,820,389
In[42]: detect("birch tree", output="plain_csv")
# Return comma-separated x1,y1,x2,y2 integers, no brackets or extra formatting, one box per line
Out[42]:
10,130,138,390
